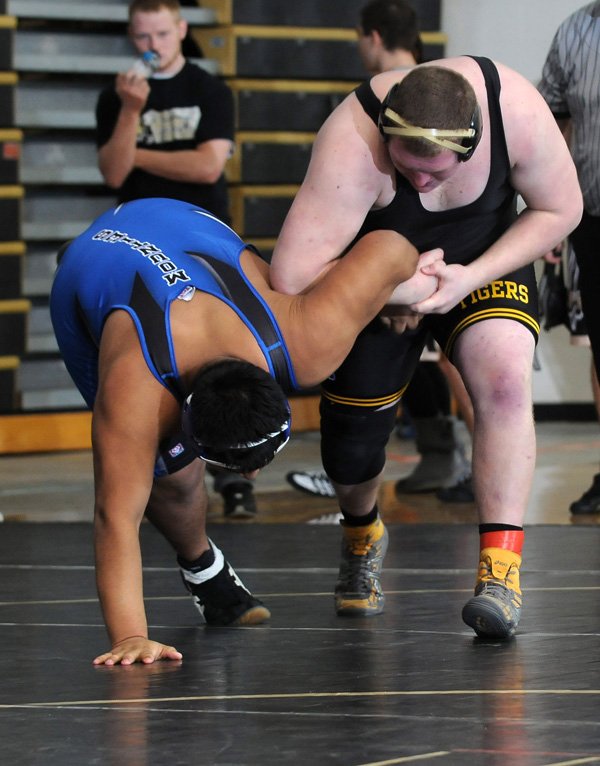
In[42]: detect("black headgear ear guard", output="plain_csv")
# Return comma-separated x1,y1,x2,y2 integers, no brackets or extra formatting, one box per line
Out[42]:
181,393,292,471
378,83,483,162
457,104,482,161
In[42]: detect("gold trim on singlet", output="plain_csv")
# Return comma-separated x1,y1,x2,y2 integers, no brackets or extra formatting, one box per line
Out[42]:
443,308,540,358
321,384,408,409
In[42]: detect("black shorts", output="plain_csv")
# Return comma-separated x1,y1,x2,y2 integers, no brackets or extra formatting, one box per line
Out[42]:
570,210,600,369
322,264,539,410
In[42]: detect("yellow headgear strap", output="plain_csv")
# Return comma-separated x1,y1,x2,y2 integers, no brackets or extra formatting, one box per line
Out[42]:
381,107,475,154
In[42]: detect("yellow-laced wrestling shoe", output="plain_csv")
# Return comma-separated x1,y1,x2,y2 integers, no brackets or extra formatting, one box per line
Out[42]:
335,517,389,616
462,547,522,639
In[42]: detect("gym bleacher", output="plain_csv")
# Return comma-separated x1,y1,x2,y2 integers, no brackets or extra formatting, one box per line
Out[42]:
0,0,445,448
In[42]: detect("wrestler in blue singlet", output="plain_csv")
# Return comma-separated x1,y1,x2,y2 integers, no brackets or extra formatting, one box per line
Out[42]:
51,197,298,409
50,198,298,475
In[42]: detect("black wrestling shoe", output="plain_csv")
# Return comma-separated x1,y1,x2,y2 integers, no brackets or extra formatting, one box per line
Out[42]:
222,482,257,518
570,473,600,515
179,540,270,626
436,475,475,503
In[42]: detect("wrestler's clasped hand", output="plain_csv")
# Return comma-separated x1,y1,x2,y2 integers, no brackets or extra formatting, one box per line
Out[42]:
411,259,472,315
381,247,444,332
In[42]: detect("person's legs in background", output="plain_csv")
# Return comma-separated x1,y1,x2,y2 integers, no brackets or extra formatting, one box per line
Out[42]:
435,352,476,502
208,466,257,519
285,468,337,498
563,226,600,515
570,360,600,513
395,342,471,496
437,351,475,435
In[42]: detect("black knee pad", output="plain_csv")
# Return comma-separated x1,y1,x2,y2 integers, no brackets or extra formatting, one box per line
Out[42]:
320,399,398,484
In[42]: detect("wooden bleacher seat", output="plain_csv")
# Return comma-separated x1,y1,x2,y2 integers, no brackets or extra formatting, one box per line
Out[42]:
229,184,298,239
0,0,444,432
18,356,85,410
21,137,102,185
22,244,58,297
27,304,57,354
228,131,314,184
13,31,219,75
0,184,22,242
193,25,445,79
203,0,441,30
21,191,117,241
0,240,24,299
15,80,101,129
0,298,30,356
231,79,355,132
0,355,20,411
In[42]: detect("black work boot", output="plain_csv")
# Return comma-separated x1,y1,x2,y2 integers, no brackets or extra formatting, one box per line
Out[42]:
570,473,600,515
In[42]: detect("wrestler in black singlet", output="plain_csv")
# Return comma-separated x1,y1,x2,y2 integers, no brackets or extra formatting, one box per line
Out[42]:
319,57,540,485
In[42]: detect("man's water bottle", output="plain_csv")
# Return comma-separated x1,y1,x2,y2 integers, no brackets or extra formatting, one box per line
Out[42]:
129,50,160,78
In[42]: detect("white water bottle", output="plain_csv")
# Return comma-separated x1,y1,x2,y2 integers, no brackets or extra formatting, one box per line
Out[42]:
129,50,160,78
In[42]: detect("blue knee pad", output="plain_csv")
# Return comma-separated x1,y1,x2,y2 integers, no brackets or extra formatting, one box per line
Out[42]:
320,399,398,485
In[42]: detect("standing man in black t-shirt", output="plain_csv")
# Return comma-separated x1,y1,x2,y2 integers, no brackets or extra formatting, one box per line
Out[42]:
95,0,257,517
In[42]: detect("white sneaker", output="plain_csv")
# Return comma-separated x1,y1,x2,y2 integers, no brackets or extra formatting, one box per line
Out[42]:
286,470,336,498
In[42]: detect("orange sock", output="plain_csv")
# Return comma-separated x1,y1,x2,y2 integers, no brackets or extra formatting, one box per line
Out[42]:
480,529,524,555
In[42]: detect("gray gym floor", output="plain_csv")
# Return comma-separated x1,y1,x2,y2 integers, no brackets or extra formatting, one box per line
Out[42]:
1,421,600,765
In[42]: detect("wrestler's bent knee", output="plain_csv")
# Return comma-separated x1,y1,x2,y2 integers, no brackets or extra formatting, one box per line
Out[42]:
320,400,397,485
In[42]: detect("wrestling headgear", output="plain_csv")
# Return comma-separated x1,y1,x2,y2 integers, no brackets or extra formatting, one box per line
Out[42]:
378,82,482,161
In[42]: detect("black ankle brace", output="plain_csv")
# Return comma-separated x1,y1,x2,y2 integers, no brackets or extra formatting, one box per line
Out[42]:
341,505,379,527
178,545,215,572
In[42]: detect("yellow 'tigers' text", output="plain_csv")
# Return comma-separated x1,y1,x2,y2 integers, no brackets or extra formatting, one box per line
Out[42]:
459,280,529,309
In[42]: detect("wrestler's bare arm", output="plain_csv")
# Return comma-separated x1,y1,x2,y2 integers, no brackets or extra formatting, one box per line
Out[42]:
270,60,471,298
90,315,183,666
92,373,155,649
283,230,426,385
271,94,389,295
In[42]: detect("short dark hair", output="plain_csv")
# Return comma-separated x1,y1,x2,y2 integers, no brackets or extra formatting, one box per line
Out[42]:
128,0,181,20
360,0,423,63
382,66,479,157
185,359,290,472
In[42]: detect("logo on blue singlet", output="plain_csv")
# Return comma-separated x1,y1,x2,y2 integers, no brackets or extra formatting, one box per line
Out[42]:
93,229,191,286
